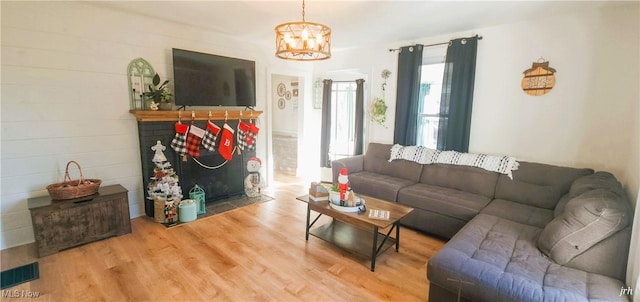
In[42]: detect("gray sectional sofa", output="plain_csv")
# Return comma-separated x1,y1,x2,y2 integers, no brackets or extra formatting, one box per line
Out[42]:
332,142,633,302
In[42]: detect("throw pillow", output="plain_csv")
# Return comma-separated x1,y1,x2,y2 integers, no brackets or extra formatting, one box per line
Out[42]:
538,188,630,265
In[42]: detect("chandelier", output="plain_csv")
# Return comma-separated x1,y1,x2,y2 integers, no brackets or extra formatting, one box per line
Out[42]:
275,0,331,61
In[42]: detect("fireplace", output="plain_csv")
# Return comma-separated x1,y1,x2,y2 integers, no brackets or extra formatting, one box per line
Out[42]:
133,111,259,218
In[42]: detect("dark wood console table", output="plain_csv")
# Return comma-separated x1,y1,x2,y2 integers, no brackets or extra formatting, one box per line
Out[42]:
28,184,131,257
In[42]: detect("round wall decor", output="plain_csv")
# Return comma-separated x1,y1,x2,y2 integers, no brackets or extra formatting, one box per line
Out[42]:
277,98,286,109
277,83,286,96
522,59,556,96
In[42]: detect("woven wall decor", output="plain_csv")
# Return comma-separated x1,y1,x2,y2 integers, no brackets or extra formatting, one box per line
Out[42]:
521,59,556,96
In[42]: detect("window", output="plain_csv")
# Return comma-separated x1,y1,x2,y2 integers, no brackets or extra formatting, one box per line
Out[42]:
417,63,445,148
329,82,357,161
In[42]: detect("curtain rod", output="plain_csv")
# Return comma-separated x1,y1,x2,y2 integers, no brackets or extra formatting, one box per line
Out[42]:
388,34,482,52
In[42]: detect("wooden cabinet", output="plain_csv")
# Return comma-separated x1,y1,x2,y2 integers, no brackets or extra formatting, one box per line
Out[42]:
28,184,131,257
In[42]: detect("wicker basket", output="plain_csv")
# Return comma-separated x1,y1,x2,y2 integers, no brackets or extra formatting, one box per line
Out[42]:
46,161,101,200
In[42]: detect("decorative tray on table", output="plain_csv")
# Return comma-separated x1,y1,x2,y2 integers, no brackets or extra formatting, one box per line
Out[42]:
328,191,366,213
329,203,363,213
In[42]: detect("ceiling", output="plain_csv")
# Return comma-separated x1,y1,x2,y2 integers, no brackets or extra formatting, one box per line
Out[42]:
93,1,625,51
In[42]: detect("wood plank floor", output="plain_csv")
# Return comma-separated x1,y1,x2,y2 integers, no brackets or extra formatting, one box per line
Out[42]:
1,174,446,301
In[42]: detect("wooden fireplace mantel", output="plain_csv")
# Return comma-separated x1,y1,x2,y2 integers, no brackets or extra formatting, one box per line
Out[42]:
130,110,263,122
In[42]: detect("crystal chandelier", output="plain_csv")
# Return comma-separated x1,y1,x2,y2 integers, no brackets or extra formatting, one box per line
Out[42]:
275,0,331,61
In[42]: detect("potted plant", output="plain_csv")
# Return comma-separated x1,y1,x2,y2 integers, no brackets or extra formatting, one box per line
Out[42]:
370,97,388,127
143,73,173,110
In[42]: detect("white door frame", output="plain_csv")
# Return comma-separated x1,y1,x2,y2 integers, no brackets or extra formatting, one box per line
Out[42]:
266,67,314,185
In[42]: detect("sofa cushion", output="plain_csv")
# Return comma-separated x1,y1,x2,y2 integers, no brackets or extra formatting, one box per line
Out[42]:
348,171,415,202
363,143,423,182
427,213,628,302
480,199,553,228
420,164,499,198
494,162,593,209
398,183,491,221
537,188,631,265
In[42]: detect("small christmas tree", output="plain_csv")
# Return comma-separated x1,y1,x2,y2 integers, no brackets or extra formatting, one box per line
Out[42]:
147,141,183,223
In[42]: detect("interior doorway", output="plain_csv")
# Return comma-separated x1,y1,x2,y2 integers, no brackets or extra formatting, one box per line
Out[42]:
271,74,300,178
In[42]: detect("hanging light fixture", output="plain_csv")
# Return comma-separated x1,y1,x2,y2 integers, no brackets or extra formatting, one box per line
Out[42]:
275,0,331,61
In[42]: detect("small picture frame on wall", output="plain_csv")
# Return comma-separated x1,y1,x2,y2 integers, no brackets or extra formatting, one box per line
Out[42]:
278,98,286,109
292,89,298,97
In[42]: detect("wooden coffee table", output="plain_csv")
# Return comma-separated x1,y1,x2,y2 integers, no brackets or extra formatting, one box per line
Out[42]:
297,194,413,271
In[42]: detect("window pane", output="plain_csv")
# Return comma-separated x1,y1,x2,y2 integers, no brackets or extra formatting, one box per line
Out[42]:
421,63,445,115
417,63,445,148
329,82,356,160
417,116,439,149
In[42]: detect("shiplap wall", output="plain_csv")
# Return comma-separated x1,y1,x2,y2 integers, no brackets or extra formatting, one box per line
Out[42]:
0,2,268,249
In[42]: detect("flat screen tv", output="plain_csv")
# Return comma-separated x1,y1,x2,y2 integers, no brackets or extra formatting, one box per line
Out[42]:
172,48,256,107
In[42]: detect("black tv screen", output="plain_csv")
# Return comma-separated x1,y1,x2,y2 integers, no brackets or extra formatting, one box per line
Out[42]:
172,48,256,107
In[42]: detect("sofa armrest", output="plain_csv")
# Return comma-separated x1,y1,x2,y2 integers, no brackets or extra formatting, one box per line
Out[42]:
331,155,364,184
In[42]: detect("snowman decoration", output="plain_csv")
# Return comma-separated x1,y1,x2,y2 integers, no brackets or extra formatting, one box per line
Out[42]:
244,157,265,198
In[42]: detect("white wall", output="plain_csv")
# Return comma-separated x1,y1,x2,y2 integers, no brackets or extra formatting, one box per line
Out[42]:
0,2,270,249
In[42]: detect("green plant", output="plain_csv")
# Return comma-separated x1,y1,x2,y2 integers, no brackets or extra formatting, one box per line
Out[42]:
143,73,172,103
370,97,388,127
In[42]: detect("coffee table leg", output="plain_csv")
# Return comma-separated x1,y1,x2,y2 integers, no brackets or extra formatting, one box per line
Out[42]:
395,222,400,252
371,226,379,272
305,204,310,240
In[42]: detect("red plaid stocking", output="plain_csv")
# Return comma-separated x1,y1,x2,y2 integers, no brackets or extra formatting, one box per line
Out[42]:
237,121,250,152
185,125,205,157
245,123,259,151
201,121,221,152
170,123,189,156
218,123,235,161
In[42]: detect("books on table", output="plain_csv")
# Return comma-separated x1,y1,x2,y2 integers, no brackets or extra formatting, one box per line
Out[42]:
368,209,390,220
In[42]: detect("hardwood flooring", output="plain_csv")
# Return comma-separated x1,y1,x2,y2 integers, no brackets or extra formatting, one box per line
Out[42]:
1,174,445,301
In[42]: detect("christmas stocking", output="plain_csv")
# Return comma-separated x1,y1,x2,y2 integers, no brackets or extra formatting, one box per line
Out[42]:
170,123,189,156
185,124,205,157
245,123,260,151
218,123,235,161
201,121,221,152
236,121,250,152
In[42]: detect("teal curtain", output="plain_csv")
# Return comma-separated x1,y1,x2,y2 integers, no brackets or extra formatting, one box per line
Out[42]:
320,79,333,167
393,45,423,146
437,37,478,152
354,79,365,156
